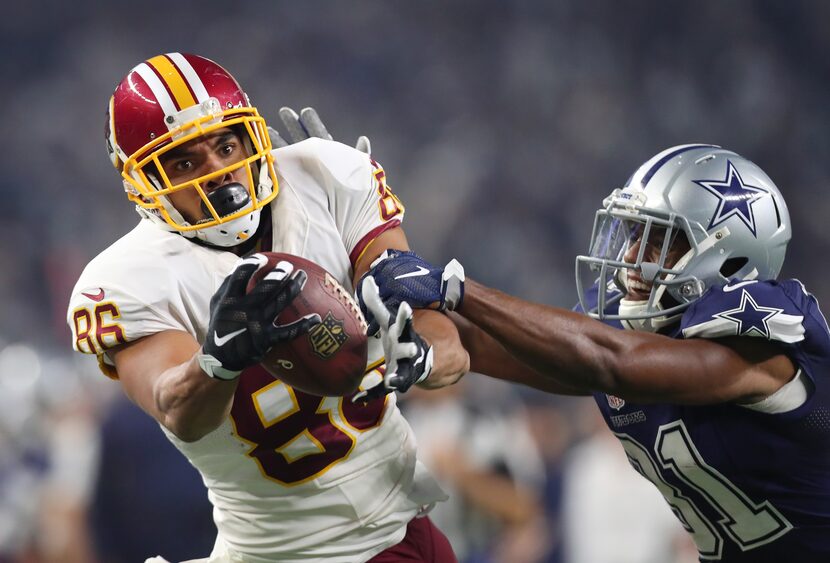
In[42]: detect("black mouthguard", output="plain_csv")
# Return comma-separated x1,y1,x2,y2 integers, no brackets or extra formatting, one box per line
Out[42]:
201,183,251,218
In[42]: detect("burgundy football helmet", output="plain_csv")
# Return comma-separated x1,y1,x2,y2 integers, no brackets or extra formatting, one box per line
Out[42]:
106,53,278,247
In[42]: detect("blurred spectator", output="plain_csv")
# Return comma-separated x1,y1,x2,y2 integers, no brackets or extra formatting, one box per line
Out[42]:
399,375,549,563
91,396,215,563
0,344,105,563
520,394,580,563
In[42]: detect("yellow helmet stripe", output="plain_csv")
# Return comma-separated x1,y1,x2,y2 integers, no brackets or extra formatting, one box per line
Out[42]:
146,54,197,111
133,62,177,116
167,53,210,102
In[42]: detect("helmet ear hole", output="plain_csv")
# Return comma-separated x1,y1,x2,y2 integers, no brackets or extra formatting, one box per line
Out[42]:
720,257,749,278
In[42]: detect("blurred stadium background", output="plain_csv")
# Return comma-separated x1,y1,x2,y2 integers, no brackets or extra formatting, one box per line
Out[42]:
1,1,829,561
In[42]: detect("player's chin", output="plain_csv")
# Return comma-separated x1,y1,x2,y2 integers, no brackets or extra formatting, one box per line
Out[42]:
622,278,651,301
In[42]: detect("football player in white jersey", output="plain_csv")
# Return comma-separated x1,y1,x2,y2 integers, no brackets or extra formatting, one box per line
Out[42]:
66,53,468,563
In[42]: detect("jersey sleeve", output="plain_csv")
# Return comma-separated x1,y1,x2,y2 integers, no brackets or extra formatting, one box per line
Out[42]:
304,139,406,266
68,284,184,350
680,280,808,344
66,246,205,377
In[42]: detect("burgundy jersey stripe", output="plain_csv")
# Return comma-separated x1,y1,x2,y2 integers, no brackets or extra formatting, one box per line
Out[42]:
349,219,401,268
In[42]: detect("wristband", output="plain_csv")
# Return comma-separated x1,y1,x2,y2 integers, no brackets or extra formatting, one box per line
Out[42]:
197,352,242,381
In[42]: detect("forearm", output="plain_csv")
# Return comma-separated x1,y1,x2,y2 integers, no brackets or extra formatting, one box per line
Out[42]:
412,309,470,388
451,312,589,396
115,331,239,443
153,353,239,442
459,281,793,404
459,279,622,394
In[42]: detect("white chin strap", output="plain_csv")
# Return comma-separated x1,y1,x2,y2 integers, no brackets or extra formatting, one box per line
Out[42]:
193,209,262,247
617,248,696,332
618,298,680,332
135,203,263,248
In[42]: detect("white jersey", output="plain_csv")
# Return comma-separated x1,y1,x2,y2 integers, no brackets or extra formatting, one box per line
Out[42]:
67,139,446,563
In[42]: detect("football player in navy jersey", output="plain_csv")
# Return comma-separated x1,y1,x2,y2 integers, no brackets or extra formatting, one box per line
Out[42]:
357,144,830,562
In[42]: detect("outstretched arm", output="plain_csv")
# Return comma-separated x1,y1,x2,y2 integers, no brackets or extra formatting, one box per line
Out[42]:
113,330,231,442
358,253,796,405
269,107,371,153
449,312,588,396
459,279,794,405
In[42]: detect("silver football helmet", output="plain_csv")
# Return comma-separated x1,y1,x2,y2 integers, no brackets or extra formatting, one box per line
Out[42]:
576,144,791,332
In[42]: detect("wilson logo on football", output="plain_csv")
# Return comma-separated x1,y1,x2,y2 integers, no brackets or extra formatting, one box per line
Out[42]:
308,312,349,359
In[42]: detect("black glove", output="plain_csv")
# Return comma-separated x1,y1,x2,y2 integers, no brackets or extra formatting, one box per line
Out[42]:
353,277,434,403
198,254,320,380
268,107,371,153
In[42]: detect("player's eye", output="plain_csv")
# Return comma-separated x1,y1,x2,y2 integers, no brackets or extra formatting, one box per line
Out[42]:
173,159,194,172
219,143,236,157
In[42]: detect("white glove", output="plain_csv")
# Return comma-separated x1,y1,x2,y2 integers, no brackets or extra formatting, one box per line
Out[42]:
353,277,434,403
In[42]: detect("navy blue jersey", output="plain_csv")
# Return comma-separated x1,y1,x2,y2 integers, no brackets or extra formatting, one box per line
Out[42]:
581,279,830,562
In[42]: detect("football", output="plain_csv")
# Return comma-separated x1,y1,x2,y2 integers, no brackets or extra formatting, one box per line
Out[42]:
247,252,369,396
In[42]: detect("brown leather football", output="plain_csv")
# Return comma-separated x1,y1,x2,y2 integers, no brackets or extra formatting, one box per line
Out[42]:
247,252,368,396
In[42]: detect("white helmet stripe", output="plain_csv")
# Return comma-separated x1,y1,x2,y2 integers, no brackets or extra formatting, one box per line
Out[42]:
107,96,116,164
166,52,210,103
133,63,178,117
628,144,720,189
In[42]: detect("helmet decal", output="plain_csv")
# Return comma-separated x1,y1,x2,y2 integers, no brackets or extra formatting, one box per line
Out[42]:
693,160,769,237
158,53,211,104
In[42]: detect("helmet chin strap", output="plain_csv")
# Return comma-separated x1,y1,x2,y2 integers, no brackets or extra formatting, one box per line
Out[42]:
255,157,274,200
130,176,197,239
618,288,680,332
192,182,260,247
193,208,262,247
618,248,696,332
618,300,677,332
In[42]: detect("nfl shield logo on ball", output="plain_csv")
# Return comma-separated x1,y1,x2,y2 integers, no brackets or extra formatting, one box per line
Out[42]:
308,312,349,359
606,394,626,410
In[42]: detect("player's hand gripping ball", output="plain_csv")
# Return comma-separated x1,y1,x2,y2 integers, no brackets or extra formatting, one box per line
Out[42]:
247,253,369,396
